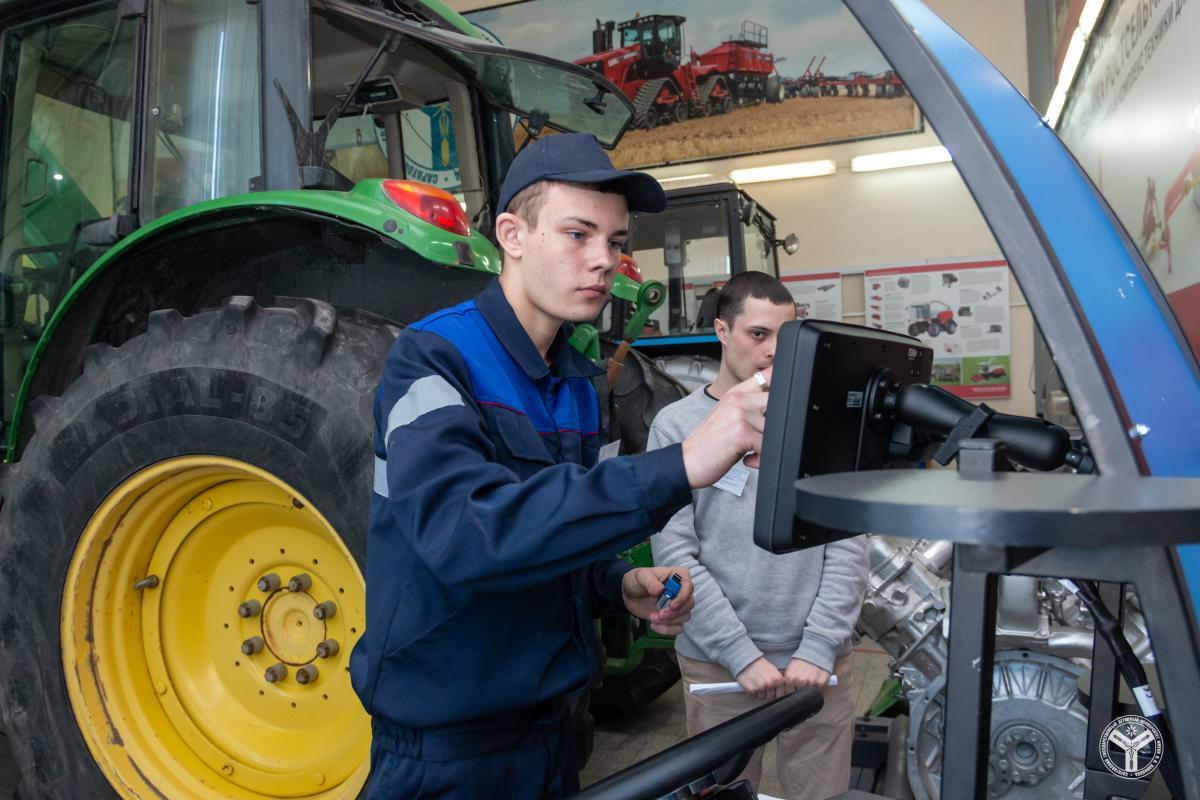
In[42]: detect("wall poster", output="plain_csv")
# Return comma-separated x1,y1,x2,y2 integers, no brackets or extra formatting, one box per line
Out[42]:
1058,0,1200,359
864,259,1011,399
466,0,921,168
781,272,843,322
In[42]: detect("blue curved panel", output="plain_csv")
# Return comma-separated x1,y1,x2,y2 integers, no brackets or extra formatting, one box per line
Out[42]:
889,0,1200,600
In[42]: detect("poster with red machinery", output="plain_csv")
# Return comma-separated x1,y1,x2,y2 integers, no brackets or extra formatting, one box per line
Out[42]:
1058,0,1200,360
865,259,1011,399
781,272,843,322
466,1,920,169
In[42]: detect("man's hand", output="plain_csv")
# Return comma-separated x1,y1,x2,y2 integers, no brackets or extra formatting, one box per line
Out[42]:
622,567,693,635
783,659,830,691
680,367,771,488
735,657,787,701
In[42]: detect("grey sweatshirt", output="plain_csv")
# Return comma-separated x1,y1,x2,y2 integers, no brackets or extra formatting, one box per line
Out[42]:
648,388,868,677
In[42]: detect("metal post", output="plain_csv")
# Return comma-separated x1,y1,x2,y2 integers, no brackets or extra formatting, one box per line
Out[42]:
939,544,998,799
257,0,310,191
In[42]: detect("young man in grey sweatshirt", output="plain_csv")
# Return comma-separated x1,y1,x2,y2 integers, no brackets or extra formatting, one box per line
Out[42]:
649,272,868,799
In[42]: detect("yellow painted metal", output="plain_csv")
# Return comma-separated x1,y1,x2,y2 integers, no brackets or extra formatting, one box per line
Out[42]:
61,457,370,799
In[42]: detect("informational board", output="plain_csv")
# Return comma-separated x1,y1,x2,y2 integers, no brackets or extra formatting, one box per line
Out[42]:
781,272,844,322
864,259,1011,399
1058,0,1200,359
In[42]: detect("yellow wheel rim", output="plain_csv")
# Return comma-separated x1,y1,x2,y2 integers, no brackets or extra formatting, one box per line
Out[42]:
62,456,370,799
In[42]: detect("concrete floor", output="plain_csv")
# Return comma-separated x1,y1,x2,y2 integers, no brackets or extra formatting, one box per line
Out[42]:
0,647,891,799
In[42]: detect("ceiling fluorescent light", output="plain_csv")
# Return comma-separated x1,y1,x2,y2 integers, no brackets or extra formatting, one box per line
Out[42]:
850,145,952,173
657,173,714,184
1047,0,1106,129
730,160,836,184
1078,0,1105,35
1045,84,1069,128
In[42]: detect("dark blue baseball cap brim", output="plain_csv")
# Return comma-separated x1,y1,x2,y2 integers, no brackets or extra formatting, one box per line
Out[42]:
497,133,667,216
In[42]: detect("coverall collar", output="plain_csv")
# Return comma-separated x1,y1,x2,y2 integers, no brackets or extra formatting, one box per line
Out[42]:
476,278,604,381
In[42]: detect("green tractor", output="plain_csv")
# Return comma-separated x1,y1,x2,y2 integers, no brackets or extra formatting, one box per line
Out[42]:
0,1,644,797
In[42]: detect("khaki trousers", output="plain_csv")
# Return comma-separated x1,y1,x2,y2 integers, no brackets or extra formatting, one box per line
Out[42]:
677,652,855,800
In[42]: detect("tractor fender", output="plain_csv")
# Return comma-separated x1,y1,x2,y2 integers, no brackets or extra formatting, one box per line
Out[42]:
7,181,500,458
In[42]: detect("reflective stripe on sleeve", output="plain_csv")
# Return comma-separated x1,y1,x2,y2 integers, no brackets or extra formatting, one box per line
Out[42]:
385,374,465,444
374,456,389,498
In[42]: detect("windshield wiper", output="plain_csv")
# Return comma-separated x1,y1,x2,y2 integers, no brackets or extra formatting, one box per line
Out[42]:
274,33,400,189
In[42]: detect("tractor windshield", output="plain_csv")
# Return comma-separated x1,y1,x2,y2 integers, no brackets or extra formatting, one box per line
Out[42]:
325,1,633,147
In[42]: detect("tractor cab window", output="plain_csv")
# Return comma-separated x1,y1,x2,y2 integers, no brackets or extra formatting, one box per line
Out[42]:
621,23,651,48
143,0,261,219
311,9,488,224
629,198,734,335
322,100,468,207
0,3,137,421
742,210,778,275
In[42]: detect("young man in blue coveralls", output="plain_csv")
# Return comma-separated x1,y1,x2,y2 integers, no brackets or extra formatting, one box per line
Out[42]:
351,133,773,799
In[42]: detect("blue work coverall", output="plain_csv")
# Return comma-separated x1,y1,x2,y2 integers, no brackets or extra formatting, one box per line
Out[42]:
350,278,692,798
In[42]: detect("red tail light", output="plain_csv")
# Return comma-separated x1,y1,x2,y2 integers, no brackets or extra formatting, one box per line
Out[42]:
380,180,470,237
618,253,643,283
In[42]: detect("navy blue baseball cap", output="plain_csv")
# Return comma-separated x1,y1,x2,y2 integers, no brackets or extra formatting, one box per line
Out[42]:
497,133,667,216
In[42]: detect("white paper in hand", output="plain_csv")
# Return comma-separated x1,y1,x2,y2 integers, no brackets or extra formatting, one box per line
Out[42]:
688,676,838,695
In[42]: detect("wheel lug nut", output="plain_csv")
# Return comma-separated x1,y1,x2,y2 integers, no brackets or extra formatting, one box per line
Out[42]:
316,639,340,658
257,573,281,592
313,601,337,620
237,599,262,618
296,664,319,684
264,663,287,683
240,636,265,655
133,575,160,590
288,573,312,593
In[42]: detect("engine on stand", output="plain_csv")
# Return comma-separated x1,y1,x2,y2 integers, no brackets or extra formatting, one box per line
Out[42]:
857,535,1153,800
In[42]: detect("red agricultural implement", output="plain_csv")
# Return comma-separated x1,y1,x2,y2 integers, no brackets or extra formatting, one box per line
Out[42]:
576,16,784,129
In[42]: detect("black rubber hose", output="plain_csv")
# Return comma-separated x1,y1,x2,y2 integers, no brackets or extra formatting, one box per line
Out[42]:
1073,580,1183,798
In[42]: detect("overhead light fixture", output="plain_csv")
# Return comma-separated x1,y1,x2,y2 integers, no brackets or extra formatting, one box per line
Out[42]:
1046,0,1106,128
729,160,836,184
656,172,714,184
850,145,952,173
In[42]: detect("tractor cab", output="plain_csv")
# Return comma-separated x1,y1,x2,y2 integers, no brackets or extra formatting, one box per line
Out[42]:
0,0,633,438
617,14,685,77
604,181,791,343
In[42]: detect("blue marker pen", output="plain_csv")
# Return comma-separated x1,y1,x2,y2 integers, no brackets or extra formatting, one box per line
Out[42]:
656,572,684,610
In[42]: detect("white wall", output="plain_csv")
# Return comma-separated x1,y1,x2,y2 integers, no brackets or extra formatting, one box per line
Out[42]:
447,1,1037,414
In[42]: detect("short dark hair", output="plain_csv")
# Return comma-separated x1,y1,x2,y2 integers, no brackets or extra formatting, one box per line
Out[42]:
715,271,795,324
506,179,624,227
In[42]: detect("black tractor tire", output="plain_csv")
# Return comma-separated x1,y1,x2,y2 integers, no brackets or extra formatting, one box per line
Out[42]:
0,297,396,799
907,323,925,338
672,98,688,124
603,346,687,457
945,320,958,335
589,648,681,724
928,321,942,337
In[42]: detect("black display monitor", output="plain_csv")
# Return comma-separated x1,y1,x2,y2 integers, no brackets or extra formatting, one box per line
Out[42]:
753,320,932,554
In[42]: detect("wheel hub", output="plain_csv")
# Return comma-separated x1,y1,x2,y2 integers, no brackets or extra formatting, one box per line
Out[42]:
262,588,325,664
61,456,369,799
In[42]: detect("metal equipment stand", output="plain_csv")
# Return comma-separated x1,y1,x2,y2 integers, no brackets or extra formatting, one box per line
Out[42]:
792,443,1200,799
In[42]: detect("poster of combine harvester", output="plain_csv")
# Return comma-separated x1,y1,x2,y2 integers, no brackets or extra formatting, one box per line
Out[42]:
467,0,922,167
865,259,1012,399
